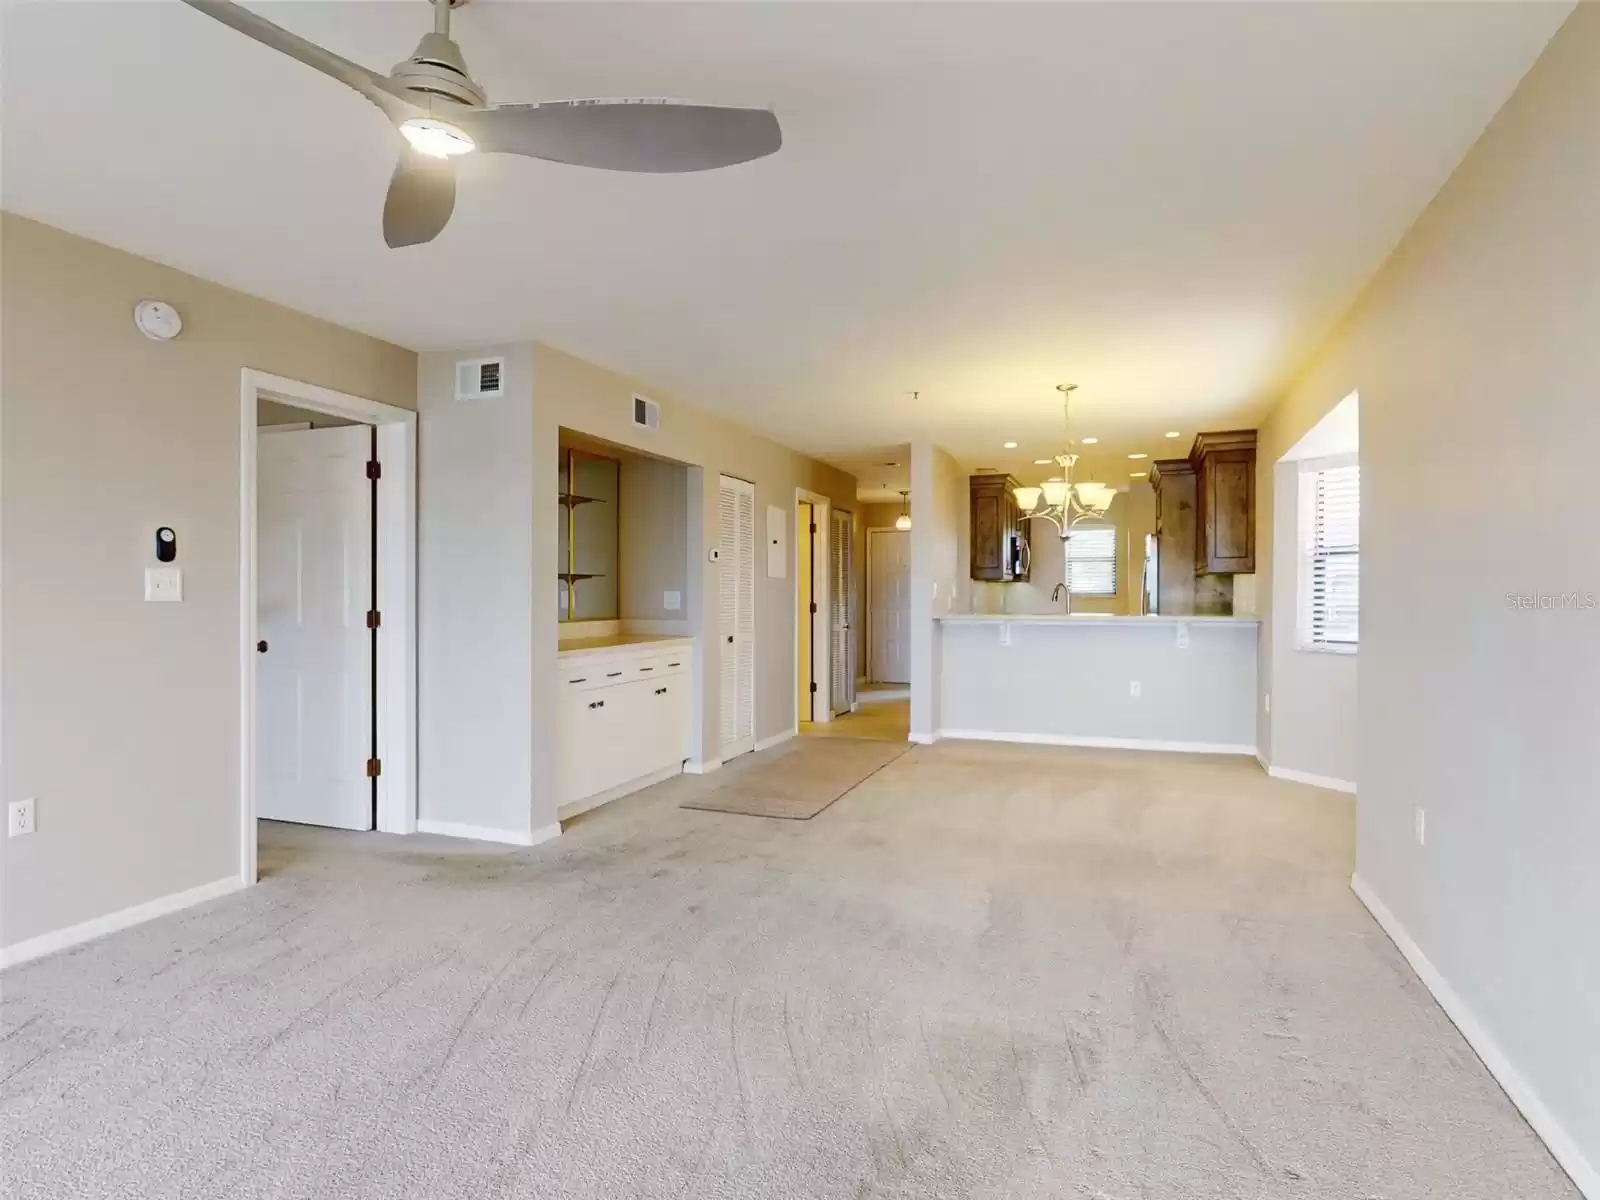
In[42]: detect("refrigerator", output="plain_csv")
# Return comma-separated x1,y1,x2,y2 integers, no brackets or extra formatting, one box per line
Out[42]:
1142,534,1160,614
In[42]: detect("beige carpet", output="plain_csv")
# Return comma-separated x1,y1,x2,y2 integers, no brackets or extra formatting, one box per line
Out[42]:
680,736,908,819
0,739,1579,1199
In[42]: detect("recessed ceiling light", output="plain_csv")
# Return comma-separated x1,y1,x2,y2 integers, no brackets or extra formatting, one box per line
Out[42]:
1128,453,1148,460
1033,458,1052,465
1081,437,1098,445
1130,471,1147,478
1164,431,1181,439
1003,441,1018,449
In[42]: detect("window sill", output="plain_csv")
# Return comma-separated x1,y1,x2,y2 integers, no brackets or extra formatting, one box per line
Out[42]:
1297,641,1357,656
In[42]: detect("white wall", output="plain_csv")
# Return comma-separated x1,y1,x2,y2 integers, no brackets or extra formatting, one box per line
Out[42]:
416,345,537,838
1,215,416,954
908,442,967,740
618,453,690,627
1258,6,1599,1188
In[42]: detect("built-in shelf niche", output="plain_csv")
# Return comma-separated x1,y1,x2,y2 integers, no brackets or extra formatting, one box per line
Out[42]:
558,448,619,622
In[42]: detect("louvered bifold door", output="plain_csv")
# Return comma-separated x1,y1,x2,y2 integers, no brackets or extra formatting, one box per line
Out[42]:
718,475,757,759
830,510,854,715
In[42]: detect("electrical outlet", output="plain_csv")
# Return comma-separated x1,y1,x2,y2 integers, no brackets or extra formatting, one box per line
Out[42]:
999,622,1012,646
8,798,36,838
1129,680,1141,698
144,566,183,602
1415,807,1426,847
663,590,682,612
1174,622,1190,650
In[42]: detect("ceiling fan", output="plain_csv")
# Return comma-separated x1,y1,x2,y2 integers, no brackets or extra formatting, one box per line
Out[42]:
179,0,782,248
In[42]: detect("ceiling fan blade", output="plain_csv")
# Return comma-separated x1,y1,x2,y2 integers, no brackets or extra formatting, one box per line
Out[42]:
383,151,456,248
177,0,418,124
453,100,782,173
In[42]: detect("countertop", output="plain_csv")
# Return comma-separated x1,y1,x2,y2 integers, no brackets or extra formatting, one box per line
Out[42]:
938,613,1260,627
557,633,694,658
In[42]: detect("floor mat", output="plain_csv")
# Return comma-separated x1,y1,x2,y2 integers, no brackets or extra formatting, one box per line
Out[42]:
680,737,909,819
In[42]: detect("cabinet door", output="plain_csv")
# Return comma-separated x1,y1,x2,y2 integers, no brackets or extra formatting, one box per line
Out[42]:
559,690,607,804
971,488,1005,580
1203,451,1255,573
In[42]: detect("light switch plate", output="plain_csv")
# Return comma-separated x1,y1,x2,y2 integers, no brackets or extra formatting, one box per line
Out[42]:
145,566,183,602
1174,622,1189,649
663,590,682,612
8,798,35,838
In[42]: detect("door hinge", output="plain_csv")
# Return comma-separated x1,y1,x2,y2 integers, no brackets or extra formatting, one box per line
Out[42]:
809,682,817,693
366,609,382,629
809,602,817,614
810,523,817,534
366,460,382,481
365,757,382,778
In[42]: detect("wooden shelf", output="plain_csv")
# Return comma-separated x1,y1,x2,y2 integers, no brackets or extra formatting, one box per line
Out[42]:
558,572,605,584
558,493,605,508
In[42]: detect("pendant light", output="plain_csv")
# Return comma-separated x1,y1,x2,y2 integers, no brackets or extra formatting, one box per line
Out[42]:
894,490,912,531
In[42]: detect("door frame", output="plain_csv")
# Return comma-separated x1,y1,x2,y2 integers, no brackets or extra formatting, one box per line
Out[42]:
238,369,417,886
792,488,833,731
866,525,910,685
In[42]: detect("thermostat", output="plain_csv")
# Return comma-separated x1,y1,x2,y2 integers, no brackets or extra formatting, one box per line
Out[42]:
155,527,177,563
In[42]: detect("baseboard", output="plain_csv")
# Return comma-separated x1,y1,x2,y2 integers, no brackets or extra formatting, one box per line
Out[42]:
1,875,245,971
908,732,939,745
755,729,797,753
938,729,1257,756
1268,764,1357,794
416,819,559,847
558,762,683,821
684,758,722,775
858,686,911,704
1352,875,1597,1199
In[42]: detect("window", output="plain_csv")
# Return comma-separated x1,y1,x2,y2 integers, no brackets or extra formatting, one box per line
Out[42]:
1300,462,1359,648
1068,524,1117,596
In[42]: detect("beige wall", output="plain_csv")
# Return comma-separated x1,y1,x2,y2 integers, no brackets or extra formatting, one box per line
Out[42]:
618,452,690,627
856,501,903,680
0,214,415,952
908,443,967,739
1256,5,1599,1185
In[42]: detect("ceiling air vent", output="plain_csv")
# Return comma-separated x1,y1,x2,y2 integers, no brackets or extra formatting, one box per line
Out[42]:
456,356,505,401
632,393,661,432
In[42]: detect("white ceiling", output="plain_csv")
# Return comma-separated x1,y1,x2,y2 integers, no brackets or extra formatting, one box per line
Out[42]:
2,1,1571,488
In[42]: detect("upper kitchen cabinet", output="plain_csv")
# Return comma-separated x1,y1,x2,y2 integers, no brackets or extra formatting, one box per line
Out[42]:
970,474,1030,582
1190,430,1256,575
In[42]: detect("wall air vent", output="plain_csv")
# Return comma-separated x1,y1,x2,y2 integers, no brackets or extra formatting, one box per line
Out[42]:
632,393,661,432
456,356,505,401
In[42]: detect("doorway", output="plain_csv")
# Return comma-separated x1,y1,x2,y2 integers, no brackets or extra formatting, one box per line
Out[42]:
868,527,911,684
794,488,832,730
240,370,416,886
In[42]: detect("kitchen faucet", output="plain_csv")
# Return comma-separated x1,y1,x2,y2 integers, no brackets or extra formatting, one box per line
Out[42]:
1051,582,1068,609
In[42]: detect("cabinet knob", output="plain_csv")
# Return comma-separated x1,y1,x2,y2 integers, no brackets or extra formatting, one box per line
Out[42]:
256,640,268,654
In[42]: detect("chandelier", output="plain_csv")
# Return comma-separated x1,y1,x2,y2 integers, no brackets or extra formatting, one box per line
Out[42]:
1013,384,1116,613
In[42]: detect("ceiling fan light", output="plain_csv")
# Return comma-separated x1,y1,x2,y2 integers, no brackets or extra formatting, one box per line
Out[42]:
400,118,475,158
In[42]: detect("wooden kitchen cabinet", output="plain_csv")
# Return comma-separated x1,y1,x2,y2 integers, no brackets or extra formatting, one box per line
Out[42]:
970,474,1030,582
1148,458,1197,615
1190,431,1256,575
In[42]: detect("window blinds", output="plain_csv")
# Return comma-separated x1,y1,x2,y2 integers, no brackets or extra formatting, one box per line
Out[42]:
1068,525,1117,597
1307,464,1359,645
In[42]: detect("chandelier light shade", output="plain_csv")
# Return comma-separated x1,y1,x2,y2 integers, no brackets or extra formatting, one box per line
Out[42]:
1012,485,1042,513
1041,478,1071,509
894,489,912,531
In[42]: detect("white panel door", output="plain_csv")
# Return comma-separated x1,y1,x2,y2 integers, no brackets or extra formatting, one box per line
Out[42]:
869,529,912,684
830,509,855,715
718,475,756,759
258,426,373,830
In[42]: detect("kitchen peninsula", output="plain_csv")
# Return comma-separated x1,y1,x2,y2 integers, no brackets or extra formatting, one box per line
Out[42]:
934,612,1259,753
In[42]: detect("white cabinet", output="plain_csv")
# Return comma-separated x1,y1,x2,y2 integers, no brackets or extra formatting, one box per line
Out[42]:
557,640,692,818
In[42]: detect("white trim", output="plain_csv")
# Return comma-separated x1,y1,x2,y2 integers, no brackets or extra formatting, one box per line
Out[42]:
1255,751,1271,773
240,369,419,889
557,762,683,822
416,820,561,847
908,732,939,745
684,758,723,775
1351,875,1598,1200
1,876,244,971
939,729,1257,756
755,728,796,753
1267,764,1357,793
